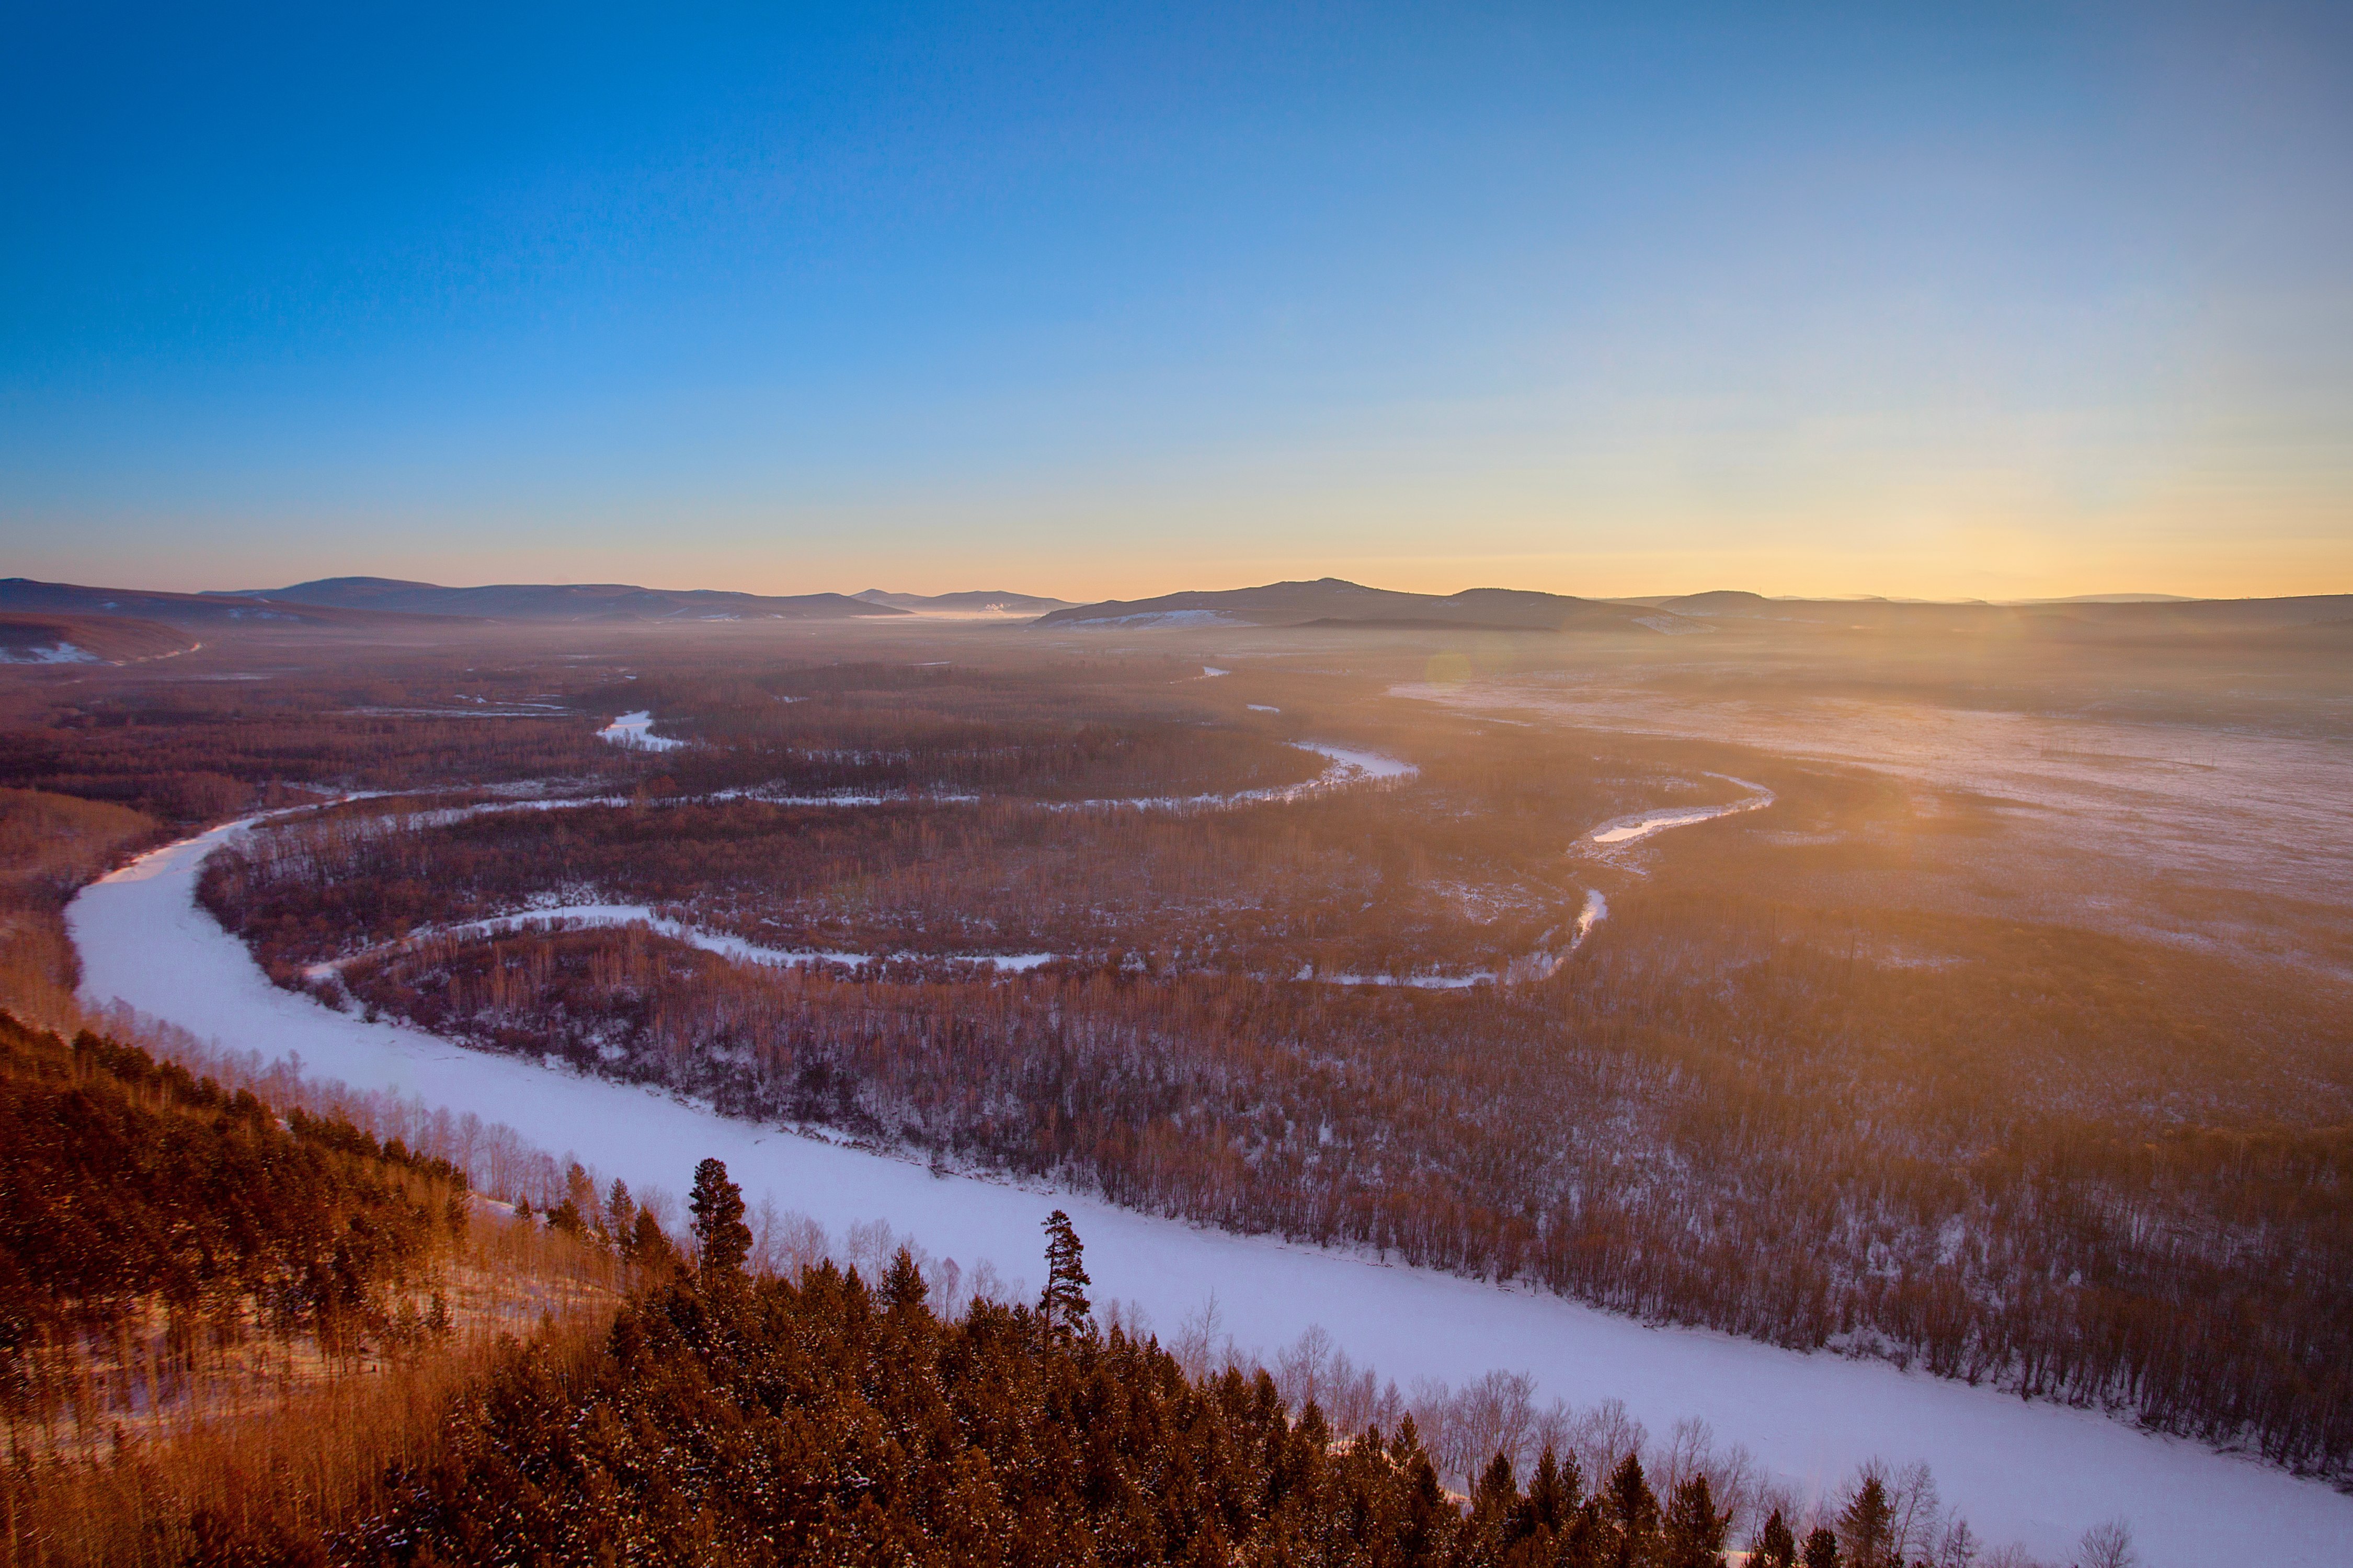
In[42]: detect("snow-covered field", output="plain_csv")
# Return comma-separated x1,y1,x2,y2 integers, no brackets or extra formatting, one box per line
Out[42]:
65,819,2353,1566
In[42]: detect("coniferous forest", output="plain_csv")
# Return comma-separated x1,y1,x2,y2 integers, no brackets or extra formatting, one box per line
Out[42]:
0,1013,2077,1567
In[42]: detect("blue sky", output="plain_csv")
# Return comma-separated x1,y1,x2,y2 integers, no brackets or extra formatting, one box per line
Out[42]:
4,2,2347,598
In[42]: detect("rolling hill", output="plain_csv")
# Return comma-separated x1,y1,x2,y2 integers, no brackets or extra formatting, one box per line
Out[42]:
0,577,439,630
1033,578,1658,633
218,577,906,622
0,612,197,665
854,588,1075,614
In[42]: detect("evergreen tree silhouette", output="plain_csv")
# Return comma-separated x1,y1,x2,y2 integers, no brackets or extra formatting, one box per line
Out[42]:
1837,1470,1894,1568
1038,1208,1091,1329
1752,1508,1798,1567
629,1207,671,1269
688,1157,750,1278
1663,1472,1729,1567
1528,1445,1577,1532
1605,1452,1662,1560
883,1245,927,1312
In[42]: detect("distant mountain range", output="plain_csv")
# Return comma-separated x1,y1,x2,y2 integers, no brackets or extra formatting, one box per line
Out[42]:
1625,588,2353,634
855,589,1075,614
1031,579,2353,638
212,577,905,622
1033,578,1659,633
0,577,438,629
6,574,2343,643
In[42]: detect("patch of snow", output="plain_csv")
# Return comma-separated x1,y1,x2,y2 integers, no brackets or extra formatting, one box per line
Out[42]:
1572,889,1608,946
1586,776,1775,845
0,641,98,664
1248,704,1281,713
1201,666,1231,677
1631,614,1714,635
597,711,686,751
65,820,2353,1567
1320,970,1495,989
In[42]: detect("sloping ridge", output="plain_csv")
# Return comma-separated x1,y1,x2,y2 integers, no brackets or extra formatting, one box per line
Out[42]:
0,577,451,629
1034,578,1650,632
0,612,196,664
1647,590,2353,635
221,577,907,621
855,588,1075,613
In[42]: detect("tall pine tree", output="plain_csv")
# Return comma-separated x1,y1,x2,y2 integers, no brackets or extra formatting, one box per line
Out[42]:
1752,1508,1798,1567
1039,1209,1091,1330
688,1157,751,1279
1837,1470,1894,1568
1663,1473,1728,1568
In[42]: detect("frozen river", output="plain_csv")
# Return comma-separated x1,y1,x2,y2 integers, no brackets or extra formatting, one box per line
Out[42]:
66,817,2353,1566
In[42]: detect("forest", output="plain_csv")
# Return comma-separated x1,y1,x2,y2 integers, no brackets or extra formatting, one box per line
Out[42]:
172,651,2353,1482
0,1011,2100,1566
3,621,2346,1556
0,1011,625,1565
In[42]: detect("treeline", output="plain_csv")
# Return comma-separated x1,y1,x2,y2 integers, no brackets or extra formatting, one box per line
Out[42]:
349,1256,1696,1567
0,653,1360,825
4,1119,2106,1567
259,906,2353,1480
625,659,1333,801
344,1173,2077,1568
0,711,618,821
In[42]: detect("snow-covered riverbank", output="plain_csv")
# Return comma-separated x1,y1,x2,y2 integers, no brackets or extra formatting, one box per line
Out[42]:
64,818,2353,1566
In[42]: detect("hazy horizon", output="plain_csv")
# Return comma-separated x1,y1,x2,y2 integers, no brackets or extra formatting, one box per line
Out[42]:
2,565,2278,608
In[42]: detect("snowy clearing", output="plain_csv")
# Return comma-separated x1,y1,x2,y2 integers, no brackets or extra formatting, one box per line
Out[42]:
64,818,2353,1567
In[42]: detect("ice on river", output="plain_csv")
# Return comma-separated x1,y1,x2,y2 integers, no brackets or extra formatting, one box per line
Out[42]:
598,710,685,751
1060,741,1417,811
64,818,2353,1567
1586,777,1776,845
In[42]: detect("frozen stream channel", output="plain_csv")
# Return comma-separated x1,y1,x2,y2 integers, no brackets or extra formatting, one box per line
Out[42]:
65,818,2353,1565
